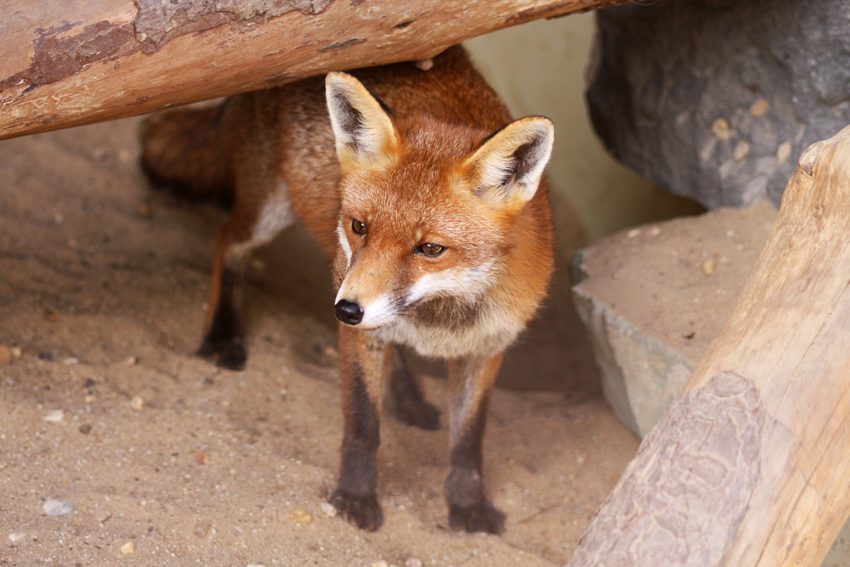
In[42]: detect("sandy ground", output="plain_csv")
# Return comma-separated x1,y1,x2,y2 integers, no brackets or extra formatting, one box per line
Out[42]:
0,117,638,566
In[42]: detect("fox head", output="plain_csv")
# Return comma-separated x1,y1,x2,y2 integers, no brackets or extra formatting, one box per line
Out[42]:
325,71,554,332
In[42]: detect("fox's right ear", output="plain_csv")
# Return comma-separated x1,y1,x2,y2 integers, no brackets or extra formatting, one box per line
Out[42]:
326,72,398,172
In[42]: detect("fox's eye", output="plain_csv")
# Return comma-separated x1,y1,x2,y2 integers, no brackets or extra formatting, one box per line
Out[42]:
417,243,445,257
351,219,367,236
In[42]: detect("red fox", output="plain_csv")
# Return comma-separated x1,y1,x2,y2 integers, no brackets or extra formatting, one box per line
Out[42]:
141,46,555,534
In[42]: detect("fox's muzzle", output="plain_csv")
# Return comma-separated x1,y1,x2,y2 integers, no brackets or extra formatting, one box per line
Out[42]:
335,299,364,325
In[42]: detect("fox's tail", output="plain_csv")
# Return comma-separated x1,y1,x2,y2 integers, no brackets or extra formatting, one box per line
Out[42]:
140,104,232,207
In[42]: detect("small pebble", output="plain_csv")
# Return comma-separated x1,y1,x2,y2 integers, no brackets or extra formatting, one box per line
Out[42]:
44,410,64,423
626,228,641,239
193,451,210,465
710,117,731,140
701,258,716,275
290,509,313,524
372,562,390,567
192,520,213,538
647,226,662,237
123,356,138,367
85,395,97,404
405,559,424,567
120,541,135,554
10,346,22,359
43,499,75,517
63,357,79,366
130,396,145,411
79,424,93,435
38,352,54,361
319,502,337,518
8,532,27,543
247,564,266,567
415,58,434,71
0,346,12,364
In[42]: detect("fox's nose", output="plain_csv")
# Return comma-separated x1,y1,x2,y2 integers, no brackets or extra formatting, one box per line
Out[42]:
335,299,363,325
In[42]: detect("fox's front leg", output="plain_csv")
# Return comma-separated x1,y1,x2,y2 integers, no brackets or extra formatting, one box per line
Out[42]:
330,324,391,531
445,353,506,534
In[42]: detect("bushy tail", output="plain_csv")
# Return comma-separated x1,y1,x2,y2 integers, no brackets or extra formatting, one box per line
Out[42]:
140,104,232,207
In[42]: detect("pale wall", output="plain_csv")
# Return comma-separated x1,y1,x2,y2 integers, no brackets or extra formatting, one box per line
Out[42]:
464,13,703,244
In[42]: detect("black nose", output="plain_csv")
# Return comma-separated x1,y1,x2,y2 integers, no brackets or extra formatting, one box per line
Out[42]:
335,299,363,325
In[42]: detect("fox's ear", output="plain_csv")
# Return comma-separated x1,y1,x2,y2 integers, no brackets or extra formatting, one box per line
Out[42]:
462,117,554,206
326,72,398,171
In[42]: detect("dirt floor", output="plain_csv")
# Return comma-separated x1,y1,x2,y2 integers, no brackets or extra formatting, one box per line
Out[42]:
0,117,638,566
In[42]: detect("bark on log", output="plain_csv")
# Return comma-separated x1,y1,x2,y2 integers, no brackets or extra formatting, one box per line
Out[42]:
0,0,626,140
567,125,850,566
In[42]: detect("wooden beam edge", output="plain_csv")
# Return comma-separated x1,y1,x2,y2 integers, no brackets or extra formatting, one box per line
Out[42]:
0,0,628,140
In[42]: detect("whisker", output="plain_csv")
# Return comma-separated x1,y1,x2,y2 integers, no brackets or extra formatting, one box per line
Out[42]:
330,258,345,288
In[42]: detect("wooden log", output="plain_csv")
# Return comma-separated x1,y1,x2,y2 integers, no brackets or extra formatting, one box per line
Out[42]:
0,0,626,140
567,125,850,566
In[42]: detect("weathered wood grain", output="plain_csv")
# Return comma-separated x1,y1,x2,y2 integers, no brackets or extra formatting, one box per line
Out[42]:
0,0,627,140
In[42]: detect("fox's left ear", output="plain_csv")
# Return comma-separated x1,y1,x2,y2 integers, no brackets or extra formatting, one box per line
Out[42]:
326,72,398,171
462,116,554,206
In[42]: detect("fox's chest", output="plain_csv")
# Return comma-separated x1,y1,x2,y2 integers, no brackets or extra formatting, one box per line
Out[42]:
371,299,525,359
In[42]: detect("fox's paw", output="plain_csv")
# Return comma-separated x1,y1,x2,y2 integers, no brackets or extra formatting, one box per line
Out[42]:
448,501,505,534
197,338,246,371
390,398,441,431
330,489,383,531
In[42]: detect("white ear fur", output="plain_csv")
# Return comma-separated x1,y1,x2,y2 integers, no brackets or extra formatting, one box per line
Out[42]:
325,72,398,168
463,116,554,205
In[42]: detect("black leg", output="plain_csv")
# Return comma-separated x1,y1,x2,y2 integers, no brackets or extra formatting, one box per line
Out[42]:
198,266,247,370
444,354,506,534
331,326,389,531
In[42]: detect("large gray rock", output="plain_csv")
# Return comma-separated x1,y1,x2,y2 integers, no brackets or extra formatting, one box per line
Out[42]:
586,0,850,209
572,201,777,438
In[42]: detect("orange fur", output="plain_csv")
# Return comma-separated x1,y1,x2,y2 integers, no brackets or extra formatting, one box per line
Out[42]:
141,46,555,534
